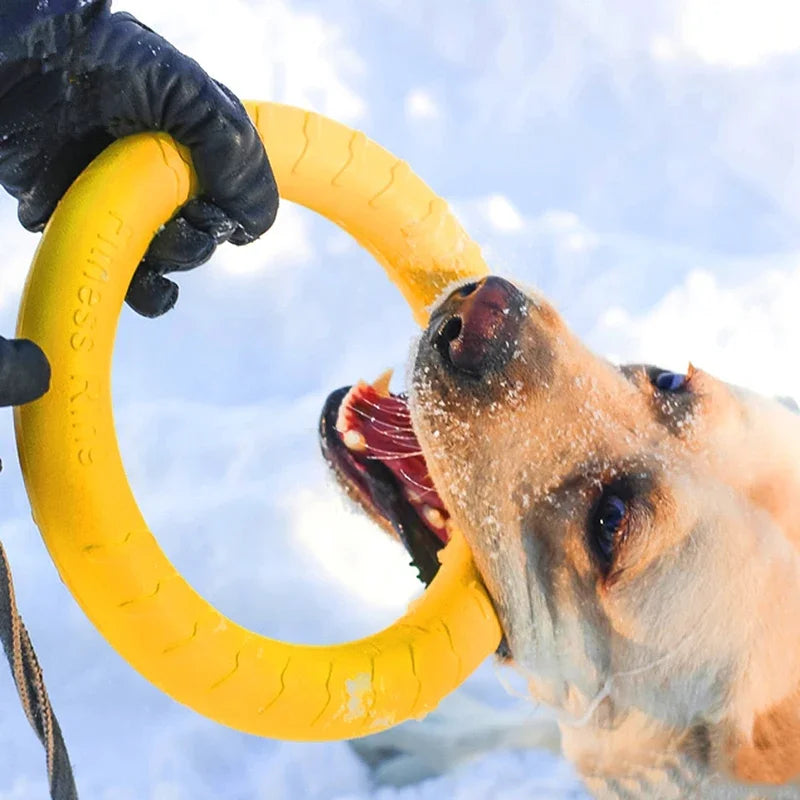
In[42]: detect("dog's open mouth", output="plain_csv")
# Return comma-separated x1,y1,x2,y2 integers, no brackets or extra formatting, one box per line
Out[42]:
319,374,448,586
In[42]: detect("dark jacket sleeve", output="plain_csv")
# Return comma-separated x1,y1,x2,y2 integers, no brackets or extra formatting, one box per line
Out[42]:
0,0,109,94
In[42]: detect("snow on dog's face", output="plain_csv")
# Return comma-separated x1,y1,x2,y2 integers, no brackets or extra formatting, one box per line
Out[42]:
408,277,800,783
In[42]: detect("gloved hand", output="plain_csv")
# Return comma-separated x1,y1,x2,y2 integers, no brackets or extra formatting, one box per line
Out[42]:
0,4,278,318
0,338,50,409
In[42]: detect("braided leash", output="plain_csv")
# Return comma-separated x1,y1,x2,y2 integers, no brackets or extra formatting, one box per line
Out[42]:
0,541,77,799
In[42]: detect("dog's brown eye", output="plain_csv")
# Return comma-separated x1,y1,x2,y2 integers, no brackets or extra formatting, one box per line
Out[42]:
592,492,628,570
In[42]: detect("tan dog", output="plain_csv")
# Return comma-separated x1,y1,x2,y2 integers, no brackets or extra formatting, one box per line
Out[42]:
323,276,800,799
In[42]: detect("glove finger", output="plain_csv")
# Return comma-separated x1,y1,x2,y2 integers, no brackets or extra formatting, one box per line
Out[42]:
164,76,279,242
125,267,179,318
144,216,216,275
131,196,246,318
0,338,51,407
228,224,257,246
181,198,239,244
206,82,279,242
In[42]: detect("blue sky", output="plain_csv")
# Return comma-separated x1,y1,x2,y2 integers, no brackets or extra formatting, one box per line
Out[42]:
1,0,800,797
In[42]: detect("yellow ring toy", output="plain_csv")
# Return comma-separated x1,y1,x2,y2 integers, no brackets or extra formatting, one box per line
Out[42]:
13,102,502,740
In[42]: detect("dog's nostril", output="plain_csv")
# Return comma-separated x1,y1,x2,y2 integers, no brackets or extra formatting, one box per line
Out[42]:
427,276,526,378
456,281,479,298
433,316,463,361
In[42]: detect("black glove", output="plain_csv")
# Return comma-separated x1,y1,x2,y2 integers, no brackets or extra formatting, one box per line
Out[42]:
0,338,50,408
0,4,279,317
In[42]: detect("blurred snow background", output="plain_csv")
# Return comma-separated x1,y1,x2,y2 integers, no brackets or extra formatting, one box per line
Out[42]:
1,0,800,797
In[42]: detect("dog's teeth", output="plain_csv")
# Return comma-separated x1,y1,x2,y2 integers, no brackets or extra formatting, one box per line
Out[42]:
343,429,367,452
423,506,445,528
372,369,394,397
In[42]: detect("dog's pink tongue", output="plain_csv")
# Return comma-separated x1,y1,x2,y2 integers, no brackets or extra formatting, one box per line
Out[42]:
336,380,450,543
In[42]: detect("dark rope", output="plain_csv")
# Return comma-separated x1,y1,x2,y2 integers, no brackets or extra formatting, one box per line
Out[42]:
0,541,78,799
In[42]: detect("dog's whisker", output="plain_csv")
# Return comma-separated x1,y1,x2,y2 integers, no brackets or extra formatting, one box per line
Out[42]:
373,429,421,443
357,392,410,411
562,678,614,730
363,443,422,455
397,468,437,493
363,450,425,461
348,405,414,432
354,395,411,419
493,660,544,706
558,637,698,731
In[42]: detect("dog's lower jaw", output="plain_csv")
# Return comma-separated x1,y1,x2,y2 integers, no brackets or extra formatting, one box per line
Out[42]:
580,762,800,799
579,762,744,800
562,717,797,800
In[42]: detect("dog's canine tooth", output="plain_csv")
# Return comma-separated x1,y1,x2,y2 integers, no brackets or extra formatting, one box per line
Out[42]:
372,369,394,397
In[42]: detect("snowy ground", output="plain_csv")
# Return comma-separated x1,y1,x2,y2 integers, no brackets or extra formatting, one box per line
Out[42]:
2,0,800,798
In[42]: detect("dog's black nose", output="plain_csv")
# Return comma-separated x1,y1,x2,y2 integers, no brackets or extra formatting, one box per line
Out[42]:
429,276,526,377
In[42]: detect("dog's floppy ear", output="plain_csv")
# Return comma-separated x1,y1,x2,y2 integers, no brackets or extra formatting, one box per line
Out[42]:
723,687,800,786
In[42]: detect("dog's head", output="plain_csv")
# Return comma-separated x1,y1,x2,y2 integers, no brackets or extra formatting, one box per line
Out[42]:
321,275,800,786
407,276,800,784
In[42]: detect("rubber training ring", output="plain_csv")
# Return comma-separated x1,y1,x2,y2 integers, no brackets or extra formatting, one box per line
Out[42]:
13,102,502,740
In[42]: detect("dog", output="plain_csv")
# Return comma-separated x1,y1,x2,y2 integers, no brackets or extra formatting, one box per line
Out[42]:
320,276,800,799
